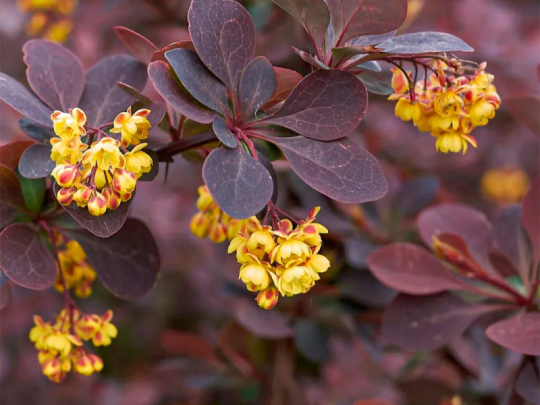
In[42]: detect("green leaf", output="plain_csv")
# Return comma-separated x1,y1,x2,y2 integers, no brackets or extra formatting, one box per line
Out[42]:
16,171,46,214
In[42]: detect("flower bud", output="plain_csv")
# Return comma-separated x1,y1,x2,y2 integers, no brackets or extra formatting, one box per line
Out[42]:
209,220,227,243
87,192,107,216
112,169,137,194
102,187,121,210
74,354,95,376
120,191,132,202
52,164,82,187
57,186,77,206
256,286,279,310
189,212,211,238
73,186,93,208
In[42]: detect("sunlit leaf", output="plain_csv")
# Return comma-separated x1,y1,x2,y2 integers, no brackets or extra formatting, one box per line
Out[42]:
375,32,474,54
213,116,238,148
486,312,540,356
239,57,275,120
18,144,56,179
114,26,158,65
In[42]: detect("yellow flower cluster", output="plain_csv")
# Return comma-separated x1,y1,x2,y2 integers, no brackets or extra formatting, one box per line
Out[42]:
18,0,77,43
189,185,247,243
389,61,501,153
481,167,530,206
29,309,117,382
228,207,330,309
54,237,96,298
50,107,153,216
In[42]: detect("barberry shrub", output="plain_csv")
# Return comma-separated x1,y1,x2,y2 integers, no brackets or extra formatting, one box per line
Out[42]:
0,0,529,393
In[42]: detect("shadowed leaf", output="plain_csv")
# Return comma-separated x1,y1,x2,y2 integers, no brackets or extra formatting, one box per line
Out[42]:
292,47,329,69
114,26,158,65
117,82,153,105
65,219,160,300
148,61,215,124
506,96,540,137
367,243,468,295
382,293,500,350
23,39,85,110
516,362,540,405
486,312,540,355
0,284,11,310
18,144,56,179
151,40,195,63
19,118,55,142
213,116,237,148
147,102,167,127
295,319,330,362
0,73,53,127
239,57,275,120
392,176,440,218
80,55,147,126
166,49,228,113
202,147,273,218
521,179,540,263
0,166,26,229
188,0,255,91
357,72,393,95
264,69,367,140
0,224,56,290
234,300,292,339
266,135,387,203
264,67,303,109
0,140,35,169
18,175,46,215
376,32,473,54
138,149,159,182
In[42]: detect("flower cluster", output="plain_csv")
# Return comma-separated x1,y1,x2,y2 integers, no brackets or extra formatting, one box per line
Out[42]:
29,309,117,382
481,167,530,206
228,207,330,309
54,237,96,298
189,185,247,243
50,107,153,216
18,0,77,43
389,61,501,153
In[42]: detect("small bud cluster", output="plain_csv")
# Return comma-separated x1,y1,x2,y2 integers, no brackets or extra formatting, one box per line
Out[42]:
29,309,117,382
50,107,153,216
228,207,330,310
481,167,530,206
389,61,501,154
54,235,96,298
189,185,248,243
18,0,77,43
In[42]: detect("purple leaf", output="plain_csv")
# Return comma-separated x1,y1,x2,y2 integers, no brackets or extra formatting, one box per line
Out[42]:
0,284,11,310
264,67,303,109
0,165,25,229
272,0,330,53
239,57,276,120
202,147,273,219
23,39,85,111
506,96,540,137
0,223,56,290
212,116,237,148
295,319,330,363
326,0,408,47
0,73,53,127
347,30,396,46
80,55,147,126
65,219,160,300
151,40,196,64
382,293,501,350
292,47,329,69
376,32,474,54
18,144,56,179
486,312,540,356
263,69,367,140
188,0,255,91
391,176,440,218
114,26,158,65
147,102,167,127
165,49,228,113
233,299,292,339
53,183,132,238
148,61,215,124
367,243,468,295
19,118,55,142
516,362,540,405
266,135,387,203
522,179,540,263
357,72,393,95
417,204,497,275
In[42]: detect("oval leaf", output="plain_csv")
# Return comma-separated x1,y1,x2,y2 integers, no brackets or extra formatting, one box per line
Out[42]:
0,140,35,169
239,57,276,120
234,300,292,339
202,147,273,219
0,73,53,127
188,0,256,91
264,67,303,109
522,179,540,263
18,144,56,179
114,26,158,65
148,61,216,124
80,55,147,126
147,102,167,127
392,176,440,218
267,135,387,203
0,166,25,229
213,115,238,148
19,118,55,142
65,219,160,300
264,69,367,140
376,32,474,54
357,72,393,95
367,243,468,295
18,176,46,215
0,223,56,290
23,39,85,110
516,362,540,405
486,312,540,356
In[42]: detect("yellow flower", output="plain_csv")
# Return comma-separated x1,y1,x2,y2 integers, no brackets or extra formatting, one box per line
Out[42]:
256,286,279,310
43,19,72,43
73,186,93,208
83,137,125,171
112,168,137,194
87,192,107,216
429,114,460,132
395,98,422,123
390,68,410,94
275,264,317,297
433,90,463,117
468,99,496,126
209,220,227,243
51,108,86,139
239,259,272,292
305,252,331,274
435,132,477,154
110,107,151,148
247,229,276,259
91,310,118,347
26,13,47,36
56,186,77,205
270,237,312,265
190,211,212,238
73,353,103,376
297,206,328,247
50,136,87,164
51,164,82,187
29,316,54,349
196,185,217,211
481,167,530,206
124,143,153,178
102,187,122,210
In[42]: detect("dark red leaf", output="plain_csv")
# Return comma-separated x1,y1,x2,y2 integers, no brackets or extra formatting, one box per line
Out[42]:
0,140,35,169
165,49,228,113
357,71,393,95
0,284,11,311
271,0,330,53
264,67,303,109
151,41,195,64
381,293,501,350
65,219,160,300
239,57,275,120
202,147,273,219
263,69,367,140
516,362,540,405
0,72,53,127
292,47,329,69
233,299,292,339
114,26,158,65
19,118,55,142
147,102,167,127
213,116,238,148
0,165,25,229
522,179,540,263
161,330,221,363
23,39,85,111
375,32,473,54
18,144,56,179
367,243,468,295
80,55,147,126
266,135,387,203
188,0,255,91
486,312,540,356
117,81,152,105
0,223,56,290
326,0,408,47
506,96,540,137
148,61,216,124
